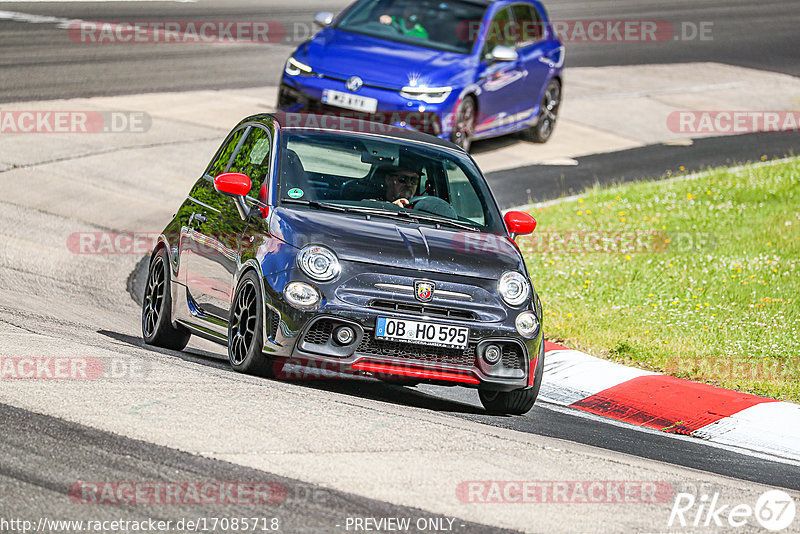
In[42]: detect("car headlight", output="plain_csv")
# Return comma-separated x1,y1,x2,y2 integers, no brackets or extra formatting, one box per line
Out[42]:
285,57,313,76
498,271,530,307
399,85,452,104
515,311,539,338
297,245,340,282
283,281,321,310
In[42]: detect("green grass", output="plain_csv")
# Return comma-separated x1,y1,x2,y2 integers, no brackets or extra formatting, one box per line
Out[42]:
520,157,800,401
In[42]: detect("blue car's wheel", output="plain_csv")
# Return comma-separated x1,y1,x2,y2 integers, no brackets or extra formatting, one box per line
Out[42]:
524,79,561,143
451,96,476,152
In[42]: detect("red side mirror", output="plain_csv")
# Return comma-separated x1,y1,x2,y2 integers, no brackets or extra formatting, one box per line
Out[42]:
214,172,252,197
504,211,537,236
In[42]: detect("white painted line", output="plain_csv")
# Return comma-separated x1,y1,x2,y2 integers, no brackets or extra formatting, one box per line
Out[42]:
577,82,748,101
0,1,195,3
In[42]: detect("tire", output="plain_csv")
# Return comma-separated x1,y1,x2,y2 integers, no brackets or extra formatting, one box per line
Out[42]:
142,249,191,351
478,341,545,415
450,96,476,152
228,270,273,377
522,79,561,143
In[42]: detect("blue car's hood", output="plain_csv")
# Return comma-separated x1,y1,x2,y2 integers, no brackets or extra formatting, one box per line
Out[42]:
298,29,472,89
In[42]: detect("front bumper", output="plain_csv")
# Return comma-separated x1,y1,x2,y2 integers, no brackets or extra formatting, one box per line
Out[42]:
262,268,542,391
278,75,460,139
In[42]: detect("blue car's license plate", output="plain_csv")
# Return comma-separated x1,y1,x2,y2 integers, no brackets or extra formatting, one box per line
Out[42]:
375,317,469,349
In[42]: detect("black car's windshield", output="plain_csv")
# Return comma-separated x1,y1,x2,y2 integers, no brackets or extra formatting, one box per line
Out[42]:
335,0,488,54
278,130,504,233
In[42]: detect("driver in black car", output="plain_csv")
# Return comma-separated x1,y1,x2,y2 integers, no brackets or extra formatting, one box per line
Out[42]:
381,161,421,207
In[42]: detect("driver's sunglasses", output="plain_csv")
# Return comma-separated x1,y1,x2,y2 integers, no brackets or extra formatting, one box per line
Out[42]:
390,173,420,185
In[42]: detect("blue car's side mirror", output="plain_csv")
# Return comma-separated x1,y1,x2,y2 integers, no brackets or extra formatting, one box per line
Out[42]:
488,46,519,63
314,12,334,28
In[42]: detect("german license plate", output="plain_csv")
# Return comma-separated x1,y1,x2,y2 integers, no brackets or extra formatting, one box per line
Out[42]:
375,317,469,349
322,89,378,113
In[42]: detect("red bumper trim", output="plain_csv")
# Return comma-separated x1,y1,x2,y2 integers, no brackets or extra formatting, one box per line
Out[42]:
351,361,480,384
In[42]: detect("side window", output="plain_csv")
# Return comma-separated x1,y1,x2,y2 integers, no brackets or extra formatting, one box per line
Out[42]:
227,126,272,199
511,4,543,48
482,7,514,57
445,163,485,226
206,129,245,178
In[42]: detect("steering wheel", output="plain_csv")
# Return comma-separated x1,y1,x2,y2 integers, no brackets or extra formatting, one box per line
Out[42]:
408,196,458,219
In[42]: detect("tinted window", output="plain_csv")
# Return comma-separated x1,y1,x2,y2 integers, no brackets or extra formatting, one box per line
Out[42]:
206,129,245,178
511,3,543,47
227,127,272,199
336,0,489,54
483,7,514,56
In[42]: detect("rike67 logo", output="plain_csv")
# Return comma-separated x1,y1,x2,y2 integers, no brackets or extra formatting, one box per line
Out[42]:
668,489,796,531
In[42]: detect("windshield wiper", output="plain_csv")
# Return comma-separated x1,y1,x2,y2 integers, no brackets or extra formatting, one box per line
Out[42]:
344,205,479,231
280,198,350,212
403,212,480,231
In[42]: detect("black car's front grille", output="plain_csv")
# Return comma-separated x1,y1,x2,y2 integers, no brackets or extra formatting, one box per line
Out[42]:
304,318,335,345
369,300,478,321
501,344,524,370
356,335,476,368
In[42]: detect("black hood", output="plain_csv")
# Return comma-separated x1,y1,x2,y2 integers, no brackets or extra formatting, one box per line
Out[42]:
271,207,525,280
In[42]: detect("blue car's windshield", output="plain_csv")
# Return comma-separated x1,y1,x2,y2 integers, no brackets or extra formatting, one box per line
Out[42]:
335,0,489,54
278,130,504,233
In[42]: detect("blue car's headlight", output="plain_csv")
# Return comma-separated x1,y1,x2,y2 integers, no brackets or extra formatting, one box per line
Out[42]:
285,57,313,77
399,86,452,104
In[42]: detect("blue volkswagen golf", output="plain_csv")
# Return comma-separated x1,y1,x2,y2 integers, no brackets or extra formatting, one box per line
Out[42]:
278,0,564,152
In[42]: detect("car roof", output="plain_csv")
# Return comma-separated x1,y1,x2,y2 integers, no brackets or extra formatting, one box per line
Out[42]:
240,113,464,151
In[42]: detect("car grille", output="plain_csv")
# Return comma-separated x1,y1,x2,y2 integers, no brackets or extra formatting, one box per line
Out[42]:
369,300,478,321
356,335,476,368
501,343,524,370
304,318,335,345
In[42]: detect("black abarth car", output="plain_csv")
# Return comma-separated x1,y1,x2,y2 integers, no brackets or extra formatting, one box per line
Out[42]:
142,113,544,414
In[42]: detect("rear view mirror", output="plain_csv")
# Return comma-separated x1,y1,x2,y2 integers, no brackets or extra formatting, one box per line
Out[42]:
504,211,537,238
214,173,252,197
314,12,334,27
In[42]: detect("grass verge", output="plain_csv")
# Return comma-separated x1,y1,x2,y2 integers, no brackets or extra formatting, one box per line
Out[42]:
521,157,800,401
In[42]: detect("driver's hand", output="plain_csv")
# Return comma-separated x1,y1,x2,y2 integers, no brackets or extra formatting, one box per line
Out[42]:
392,198,410,208
379,14,392,24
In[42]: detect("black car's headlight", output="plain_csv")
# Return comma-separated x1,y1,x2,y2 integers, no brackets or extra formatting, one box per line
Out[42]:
498,271,530,307
297,245,340,282
399,85,452,104
285,57,313,77
515,311,539,338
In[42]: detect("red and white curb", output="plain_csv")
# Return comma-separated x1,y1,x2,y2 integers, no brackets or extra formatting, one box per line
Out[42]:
541,341,800,463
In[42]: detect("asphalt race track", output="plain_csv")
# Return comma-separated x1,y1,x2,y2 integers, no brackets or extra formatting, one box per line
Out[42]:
1,0,798,102
1,1,799,532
